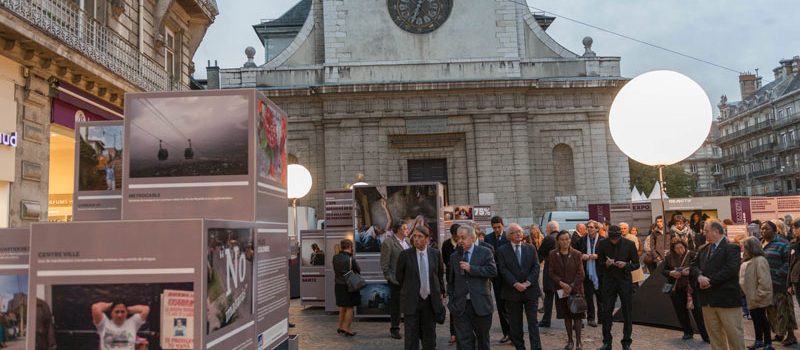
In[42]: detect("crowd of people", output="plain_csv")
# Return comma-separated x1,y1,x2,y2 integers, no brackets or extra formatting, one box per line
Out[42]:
330,213,800,350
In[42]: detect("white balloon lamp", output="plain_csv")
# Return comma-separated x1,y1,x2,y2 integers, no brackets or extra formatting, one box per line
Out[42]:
288,164,313,241
609,70,712,218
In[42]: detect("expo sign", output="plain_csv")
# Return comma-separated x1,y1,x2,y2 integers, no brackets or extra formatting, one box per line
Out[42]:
0,132,17,147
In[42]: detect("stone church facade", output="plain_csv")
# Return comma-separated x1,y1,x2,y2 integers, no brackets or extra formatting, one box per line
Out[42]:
207,0,630,224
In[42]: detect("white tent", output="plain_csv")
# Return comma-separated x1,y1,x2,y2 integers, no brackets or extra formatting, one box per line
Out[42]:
648,181,669,199
630,186,641,202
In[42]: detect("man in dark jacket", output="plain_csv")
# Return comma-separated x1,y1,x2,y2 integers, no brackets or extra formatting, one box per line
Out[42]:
484,216,511,342
537,221,559,327
597,225,639,350
577,220,604,327
496,223,542,350
441,223,461,344
447,224,497,350
396,226,446,350
691,219,744,350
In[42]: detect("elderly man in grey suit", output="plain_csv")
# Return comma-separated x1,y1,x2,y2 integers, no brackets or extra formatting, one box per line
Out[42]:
447,224,497,350
380,221,411,339
497,223,542,350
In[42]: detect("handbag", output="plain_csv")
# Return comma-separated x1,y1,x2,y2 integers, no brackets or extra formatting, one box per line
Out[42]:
568,293,587,314
343,257,366,292
662,254,689,294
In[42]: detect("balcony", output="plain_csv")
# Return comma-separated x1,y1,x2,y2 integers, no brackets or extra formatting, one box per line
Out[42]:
747,142,775,157
777,139,800,153
720,153,743,164
773,111,800,129
717,119,774,144
777,165,800,177
720,174,745,185
752,168,777,179
1,0,169,91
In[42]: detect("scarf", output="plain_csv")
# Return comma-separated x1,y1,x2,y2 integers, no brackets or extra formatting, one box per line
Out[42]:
586,234,599,289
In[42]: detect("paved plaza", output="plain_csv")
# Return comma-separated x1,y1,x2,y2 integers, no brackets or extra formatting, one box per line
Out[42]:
288,298,770,350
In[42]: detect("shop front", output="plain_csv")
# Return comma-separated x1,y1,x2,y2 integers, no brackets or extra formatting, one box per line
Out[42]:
48,83,122,221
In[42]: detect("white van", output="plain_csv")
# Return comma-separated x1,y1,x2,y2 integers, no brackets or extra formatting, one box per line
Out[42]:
539,211,589,232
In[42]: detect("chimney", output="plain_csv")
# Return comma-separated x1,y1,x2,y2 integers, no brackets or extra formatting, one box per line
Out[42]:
739,73,758,100
780,59,794,77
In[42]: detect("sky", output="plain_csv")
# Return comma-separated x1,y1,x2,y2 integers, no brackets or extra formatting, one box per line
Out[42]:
193,0,800,115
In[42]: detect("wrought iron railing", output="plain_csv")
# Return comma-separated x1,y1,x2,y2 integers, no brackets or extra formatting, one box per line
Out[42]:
1,0,171,91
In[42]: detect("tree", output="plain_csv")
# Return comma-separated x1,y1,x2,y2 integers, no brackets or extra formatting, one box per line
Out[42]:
628,159,696,198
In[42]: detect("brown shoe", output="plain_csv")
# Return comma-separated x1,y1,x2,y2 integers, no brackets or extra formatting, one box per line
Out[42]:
499,335,511,343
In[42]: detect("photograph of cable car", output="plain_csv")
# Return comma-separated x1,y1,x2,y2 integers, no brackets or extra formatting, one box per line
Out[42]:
127,94,249,178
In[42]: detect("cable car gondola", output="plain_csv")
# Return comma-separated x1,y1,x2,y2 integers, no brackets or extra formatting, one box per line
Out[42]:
184,138,194,160
157,140,169,161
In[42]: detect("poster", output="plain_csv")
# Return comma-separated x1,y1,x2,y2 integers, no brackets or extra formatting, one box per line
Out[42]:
353,184,442,253
254,228,290,350
73,121,124,221
160,289,195,349
205,228,254,337
254,95,290,224
356,282,391,316
0,229,29,350
442,205,492,238
301,238,326,267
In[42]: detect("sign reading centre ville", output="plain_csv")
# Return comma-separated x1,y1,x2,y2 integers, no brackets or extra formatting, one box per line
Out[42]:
122,89,288,222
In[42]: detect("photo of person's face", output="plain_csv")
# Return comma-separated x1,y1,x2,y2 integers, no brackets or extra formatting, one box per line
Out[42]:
111,304,128,324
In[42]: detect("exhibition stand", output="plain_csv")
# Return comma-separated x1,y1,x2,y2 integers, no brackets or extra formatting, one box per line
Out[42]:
322,190,355,313
299,229,326,307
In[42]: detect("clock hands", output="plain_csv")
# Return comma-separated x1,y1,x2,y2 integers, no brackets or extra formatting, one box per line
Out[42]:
411,0,423,23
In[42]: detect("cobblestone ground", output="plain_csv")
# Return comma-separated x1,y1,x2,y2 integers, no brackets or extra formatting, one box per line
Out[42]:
289,299,775,350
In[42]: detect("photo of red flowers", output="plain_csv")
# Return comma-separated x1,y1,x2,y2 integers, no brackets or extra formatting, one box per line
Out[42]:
256,100,287,186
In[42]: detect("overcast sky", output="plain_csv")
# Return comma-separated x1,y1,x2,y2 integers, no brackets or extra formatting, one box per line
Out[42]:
194,0,800,114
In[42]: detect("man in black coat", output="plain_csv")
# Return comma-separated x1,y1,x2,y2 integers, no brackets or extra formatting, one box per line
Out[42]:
691,219,744,350
576,220,604,328
496,223,542,350
596,225,639,350
396,225,446,350
441,223,461,344
537,220,559,327
484,216,511,342
447,224,497,350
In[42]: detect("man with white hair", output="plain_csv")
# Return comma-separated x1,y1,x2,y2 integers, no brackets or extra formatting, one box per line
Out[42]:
497,223,542,350
537,220,559,327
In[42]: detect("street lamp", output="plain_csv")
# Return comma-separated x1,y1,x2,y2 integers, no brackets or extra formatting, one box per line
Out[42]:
609,70,712,220
288,164,313,241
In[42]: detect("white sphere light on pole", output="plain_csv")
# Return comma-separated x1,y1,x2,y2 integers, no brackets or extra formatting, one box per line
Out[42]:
609,70,712,166
287,164,312,199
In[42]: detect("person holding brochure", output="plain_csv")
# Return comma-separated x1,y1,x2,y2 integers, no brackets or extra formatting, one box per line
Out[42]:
549,230,586,350
596,225,639,350
91,301,150,350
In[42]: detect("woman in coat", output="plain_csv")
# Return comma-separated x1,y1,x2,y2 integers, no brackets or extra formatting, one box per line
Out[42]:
662,238,709,342
549,230,586,350
332,239,360,336
740,236,774,350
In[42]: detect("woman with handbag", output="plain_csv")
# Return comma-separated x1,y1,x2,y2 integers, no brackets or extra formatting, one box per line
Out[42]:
333,239,362,337
740,236,774,350
549,230,586,350
662,238,709,342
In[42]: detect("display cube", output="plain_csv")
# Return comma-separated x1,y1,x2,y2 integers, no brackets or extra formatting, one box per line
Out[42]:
26,219,288,350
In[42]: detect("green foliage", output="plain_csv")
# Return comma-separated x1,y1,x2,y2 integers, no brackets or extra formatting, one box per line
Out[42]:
628,159,697,198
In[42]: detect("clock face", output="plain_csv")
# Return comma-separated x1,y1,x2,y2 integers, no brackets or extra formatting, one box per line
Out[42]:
387,0,453,34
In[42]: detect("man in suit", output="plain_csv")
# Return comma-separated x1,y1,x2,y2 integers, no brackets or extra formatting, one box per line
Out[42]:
441,223,461,345
476,228,495,255
380,221,412,339
691,219,744,350
396,225,445,350
448,224,497,350
537,220,559,327
484,215,511,342
496,223,542,350
596,225,640,350
572,223,587,249
577,220,604,327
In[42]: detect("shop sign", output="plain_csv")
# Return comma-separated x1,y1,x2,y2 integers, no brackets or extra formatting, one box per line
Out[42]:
0,131,17,147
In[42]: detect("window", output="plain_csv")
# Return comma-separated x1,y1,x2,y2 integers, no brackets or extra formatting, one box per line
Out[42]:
552,144,576,196
788,106,794,117
779,110,785,119
689,163,698,173
407,159,448,201
164,27,179,84
75,0,106,23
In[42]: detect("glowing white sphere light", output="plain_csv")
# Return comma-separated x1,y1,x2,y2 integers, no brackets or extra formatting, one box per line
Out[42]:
287,164,312,199
609,70,712,166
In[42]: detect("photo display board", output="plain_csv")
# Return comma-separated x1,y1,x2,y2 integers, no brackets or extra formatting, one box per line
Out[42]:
442,204,492,238
0,229,30,350
26,219,288,350
122,89,288,222
73,120,124,221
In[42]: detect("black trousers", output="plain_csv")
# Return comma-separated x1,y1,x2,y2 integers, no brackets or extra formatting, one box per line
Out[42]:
492,279,510,335
453,300,492,350
669,287,709,340
389,283,401,332
601,279,633,346
506,298,542,350
405,296,436,350
584,279,602,322
750,307,772,344
541,290,555,325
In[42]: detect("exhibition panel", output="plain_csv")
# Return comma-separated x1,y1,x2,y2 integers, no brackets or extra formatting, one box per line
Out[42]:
0,229,29,350
73,120,124,221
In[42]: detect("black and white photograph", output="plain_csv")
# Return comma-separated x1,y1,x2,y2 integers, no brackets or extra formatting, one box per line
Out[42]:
356,282,392,316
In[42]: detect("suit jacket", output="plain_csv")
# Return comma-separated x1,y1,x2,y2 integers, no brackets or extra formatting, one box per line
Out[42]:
496,242,540,302
691,237,742,308
484,231,508,250
380,234,408,285
479,240,495,256
396,247,446,316
548,248,585,296
538,233,558,291
447,244,497,317
596,238,639,283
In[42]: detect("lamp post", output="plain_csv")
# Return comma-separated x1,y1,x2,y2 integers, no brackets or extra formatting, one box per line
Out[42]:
609,70,712,221
288,164,313,242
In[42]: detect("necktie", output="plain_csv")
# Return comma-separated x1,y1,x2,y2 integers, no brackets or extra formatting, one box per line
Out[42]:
515,245,522,266
708,244,717,261
419,252,429,299
464,250,470,263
